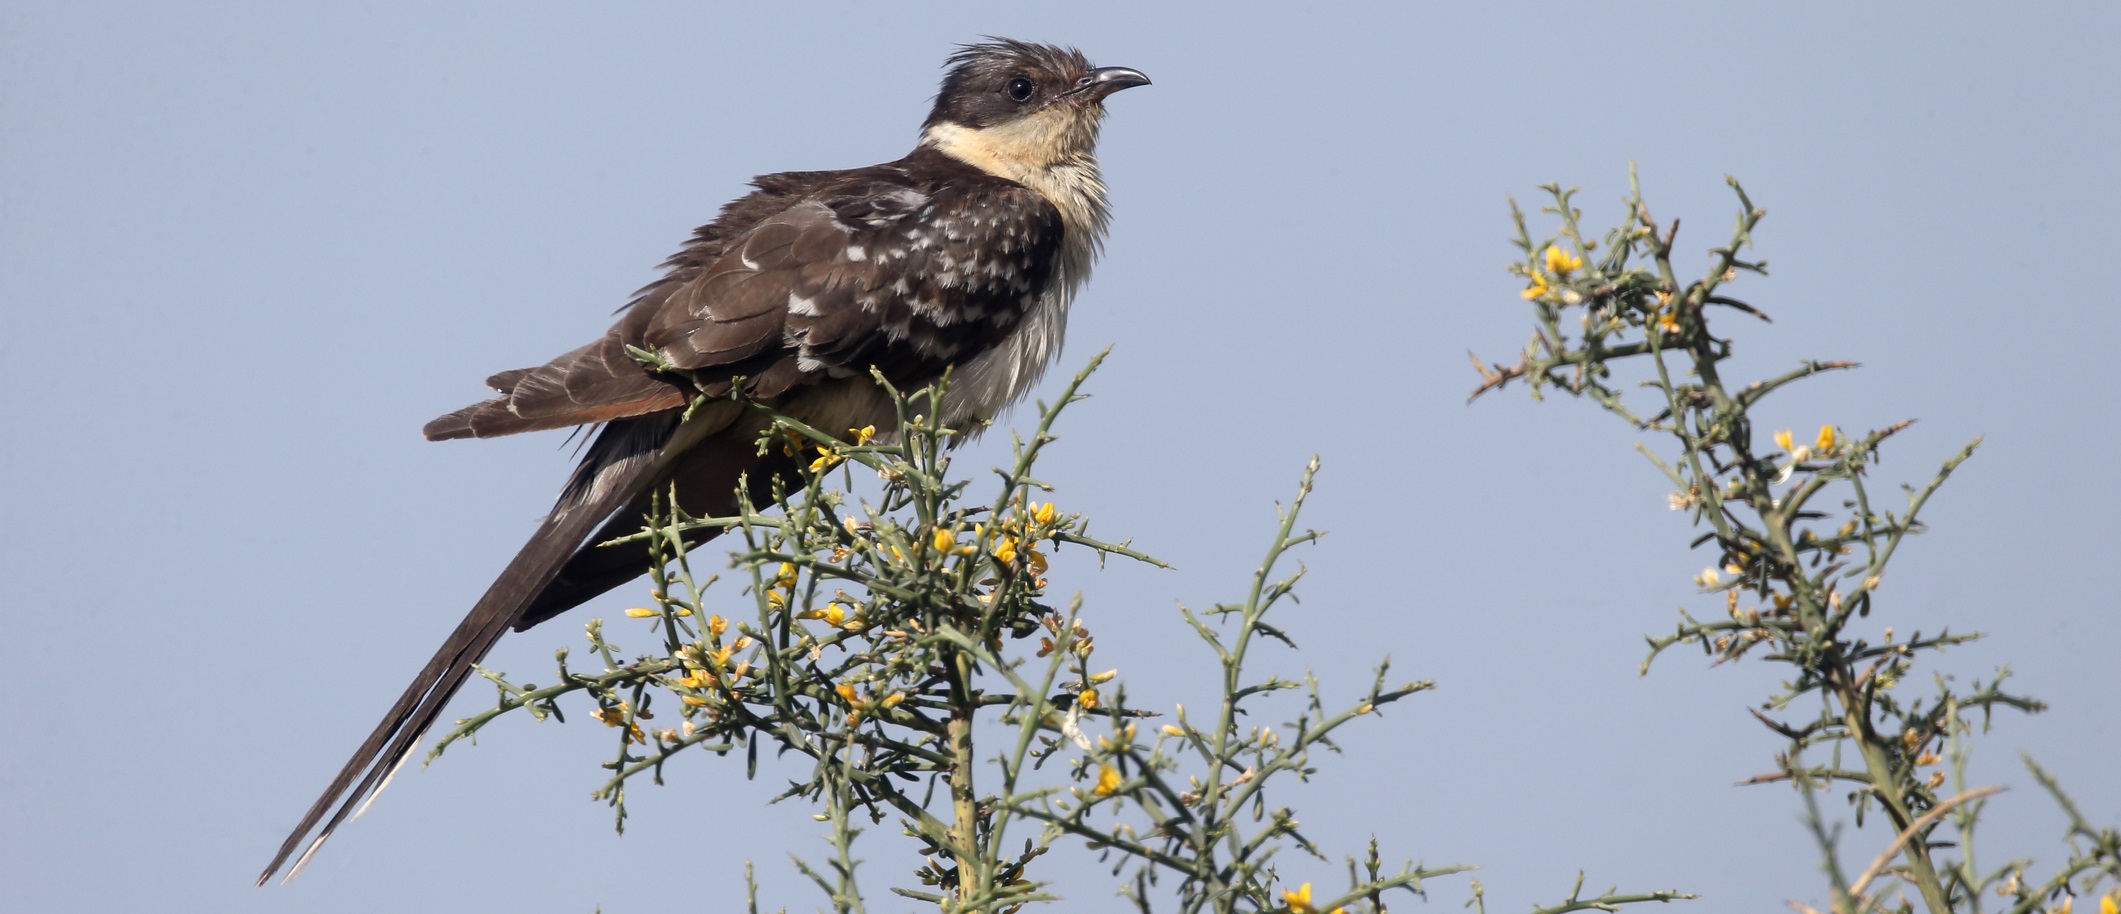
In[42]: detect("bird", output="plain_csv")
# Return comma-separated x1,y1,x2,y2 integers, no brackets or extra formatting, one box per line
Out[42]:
258,39,1148,885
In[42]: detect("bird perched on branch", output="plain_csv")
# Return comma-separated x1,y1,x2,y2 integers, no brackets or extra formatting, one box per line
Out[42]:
259,39,1148,884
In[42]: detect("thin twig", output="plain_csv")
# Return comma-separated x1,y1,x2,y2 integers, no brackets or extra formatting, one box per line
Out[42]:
1846,786,2005,904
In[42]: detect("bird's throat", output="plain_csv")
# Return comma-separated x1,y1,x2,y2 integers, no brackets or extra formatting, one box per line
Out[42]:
920,118,1112,260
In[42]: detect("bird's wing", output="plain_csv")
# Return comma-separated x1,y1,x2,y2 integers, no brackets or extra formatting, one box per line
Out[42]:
423,170,1064,440
504,172,1069,628
260,169,1064,885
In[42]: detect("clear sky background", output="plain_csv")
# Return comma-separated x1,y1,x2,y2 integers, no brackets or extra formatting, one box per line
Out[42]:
4,3,2116,912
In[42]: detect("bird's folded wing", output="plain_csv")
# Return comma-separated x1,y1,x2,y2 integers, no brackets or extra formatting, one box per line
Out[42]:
427,174,1064,441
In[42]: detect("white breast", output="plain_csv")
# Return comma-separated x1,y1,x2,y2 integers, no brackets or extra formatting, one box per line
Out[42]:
937,157,1111,428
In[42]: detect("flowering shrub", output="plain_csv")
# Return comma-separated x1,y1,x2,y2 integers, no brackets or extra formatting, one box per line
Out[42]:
1471,173,2121,914
432,354,1681,914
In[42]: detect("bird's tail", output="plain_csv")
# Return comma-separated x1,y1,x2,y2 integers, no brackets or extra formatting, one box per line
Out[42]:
512,432,798,630
255,417,673,885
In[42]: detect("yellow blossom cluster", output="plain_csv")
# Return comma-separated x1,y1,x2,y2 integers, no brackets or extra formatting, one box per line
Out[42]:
1281,882,1345,914
1646,290,1682,335
1035,615,1094,659
1773,425,1841,463
1771,425,1842,485
990,533,1049,576
803,425,878,474
590,701,647,744
624,604,693,619
2037,894,2116,914
668,614,759,709
796,601,860,630
835,682,904,723
1522,244,1585,301
925,525,978,558
1092,762,1122,796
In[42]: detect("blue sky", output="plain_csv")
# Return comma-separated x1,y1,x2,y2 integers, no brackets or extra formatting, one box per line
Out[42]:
4,3,2116,911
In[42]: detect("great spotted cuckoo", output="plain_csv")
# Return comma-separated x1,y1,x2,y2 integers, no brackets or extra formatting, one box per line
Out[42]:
259,39,1148,884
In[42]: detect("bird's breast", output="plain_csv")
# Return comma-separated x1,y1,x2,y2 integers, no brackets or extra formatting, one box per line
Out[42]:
939,160,1109,428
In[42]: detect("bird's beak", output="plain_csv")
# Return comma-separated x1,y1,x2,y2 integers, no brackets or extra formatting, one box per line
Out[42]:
1073,66,1152,101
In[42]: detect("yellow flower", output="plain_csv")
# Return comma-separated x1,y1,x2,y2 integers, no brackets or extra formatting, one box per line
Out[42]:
932,527,956,553
1543,244,1584,275
836,683,861,705
707,614,728,638
1281,882,1343,914
706,644,735,668
1093,763,1122,796
1031,501,1057,525
1078,688,1099,709
624,607,657,618
807,446,840,473
993,535,1019,565
1774,428,1795,453
1655,311,1682,334
1521,272,1552,300
849,425,875,445
1815,424,1838,453
775,562,798,589
590,703,645,744
1162,725,1185,736
798,603,848,626
1695,567,1722,588
2099,893,2116,914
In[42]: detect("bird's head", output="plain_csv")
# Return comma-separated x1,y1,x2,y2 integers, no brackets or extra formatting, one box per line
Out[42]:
920,39,1150,177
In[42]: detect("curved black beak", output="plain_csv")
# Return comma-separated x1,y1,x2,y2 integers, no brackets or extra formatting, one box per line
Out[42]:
1073,66,1152,101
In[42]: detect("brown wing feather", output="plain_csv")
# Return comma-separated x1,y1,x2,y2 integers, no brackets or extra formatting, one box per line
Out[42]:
425,152,1062,444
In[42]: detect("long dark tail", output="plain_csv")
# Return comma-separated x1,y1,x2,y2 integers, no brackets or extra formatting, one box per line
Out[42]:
256,417,674,885
514,438,797,630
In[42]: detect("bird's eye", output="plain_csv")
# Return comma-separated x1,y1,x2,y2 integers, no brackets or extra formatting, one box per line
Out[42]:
1005,76,1035,102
